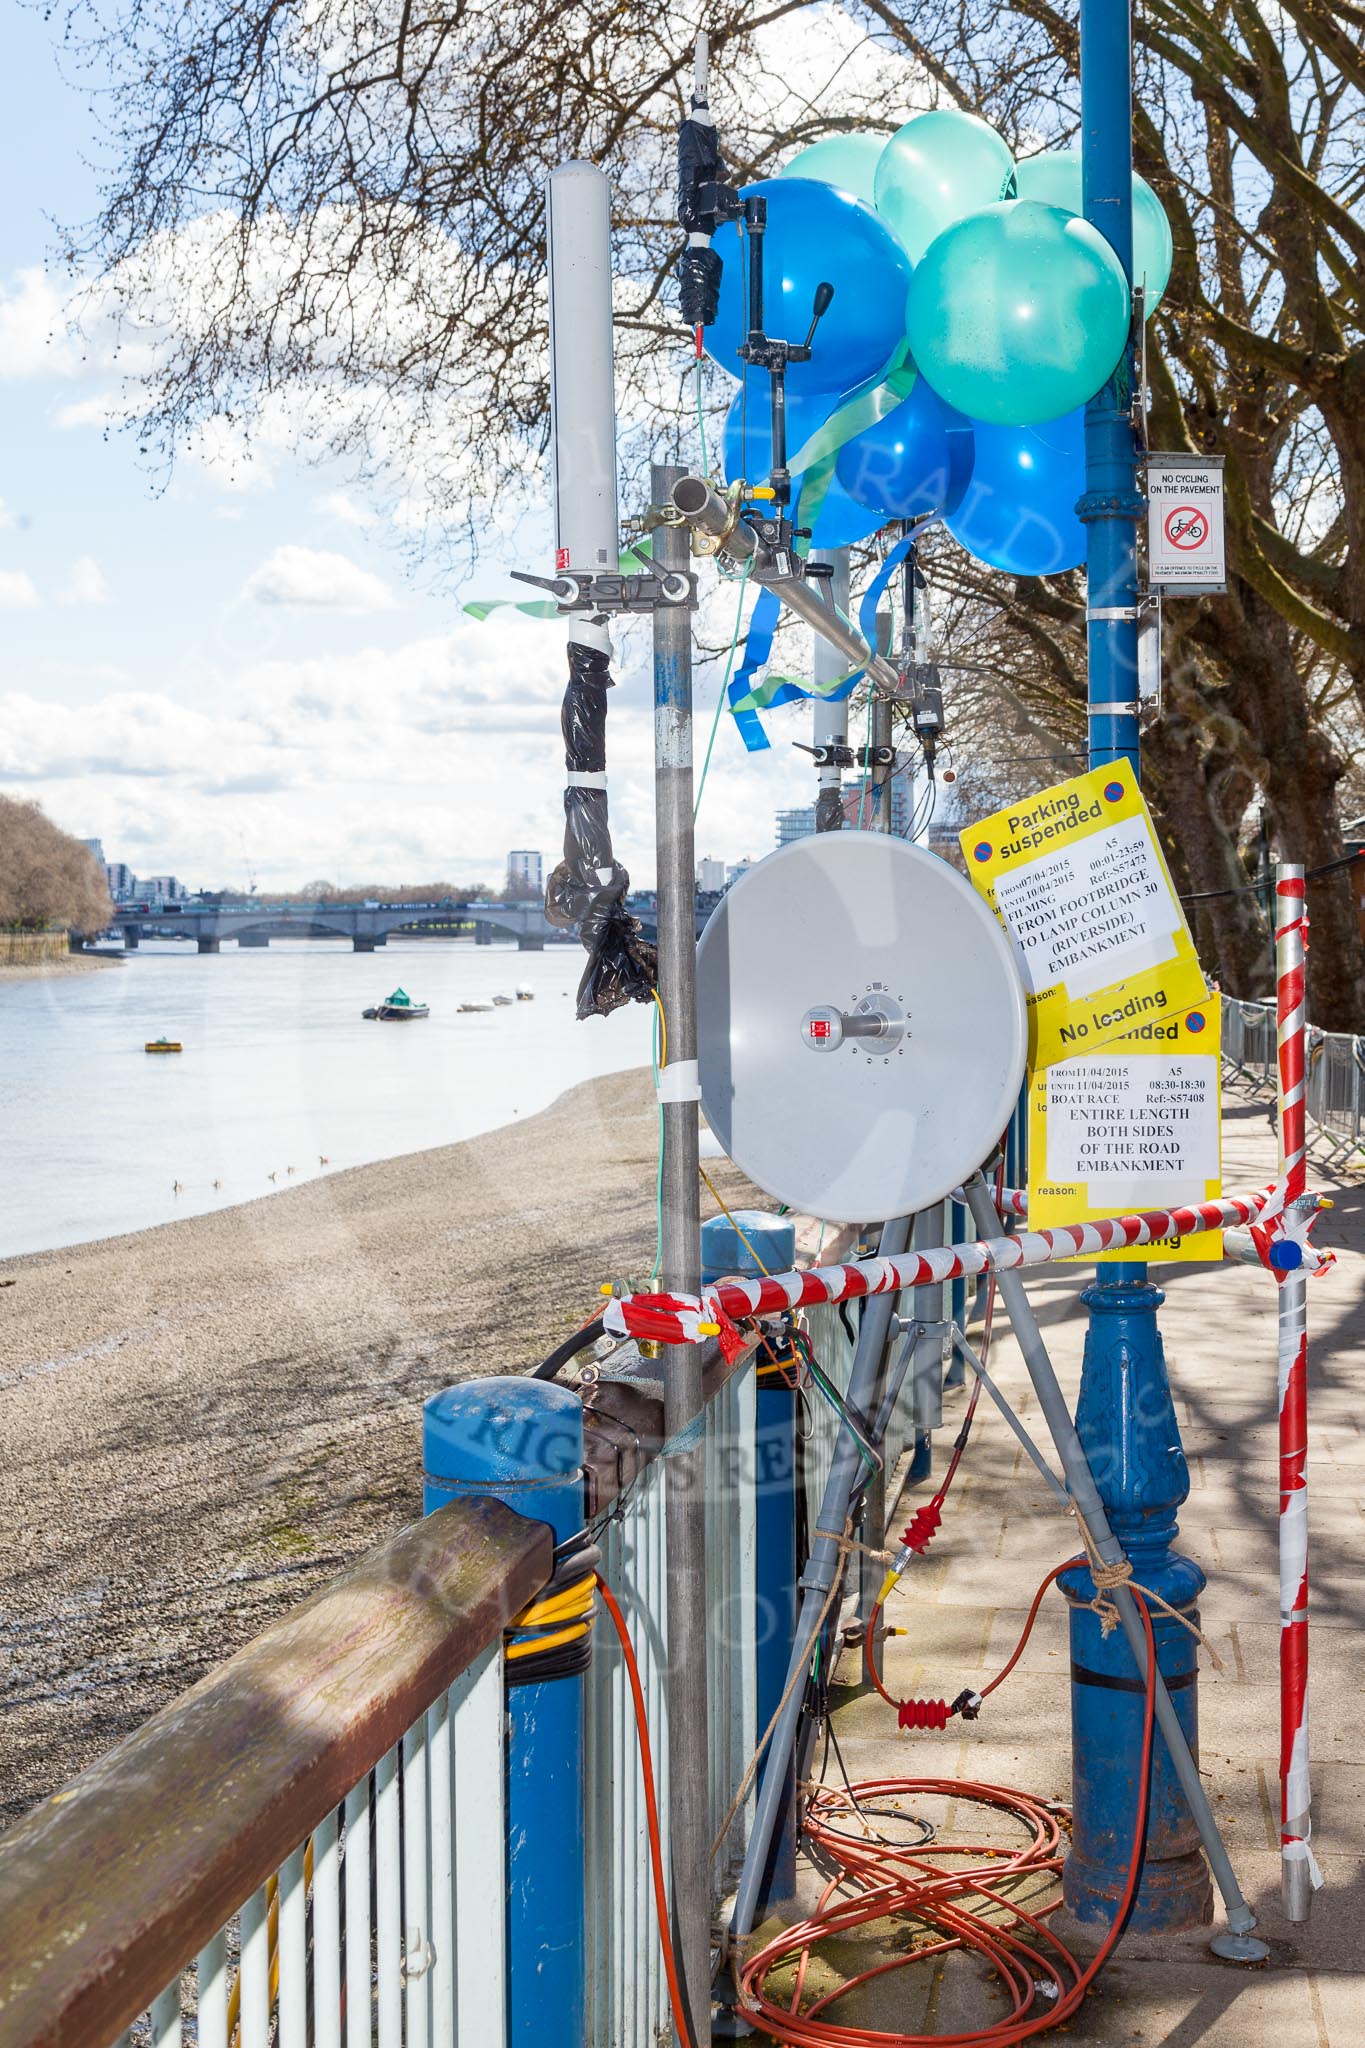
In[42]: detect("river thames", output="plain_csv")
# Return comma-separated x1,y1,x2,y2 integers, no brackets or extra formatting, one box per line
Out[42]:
0,939,651,1258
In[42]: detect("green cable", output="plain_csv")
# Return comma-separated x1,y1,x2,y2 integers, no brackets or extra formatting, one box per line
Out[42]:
694,556,753,824
695,357,709,475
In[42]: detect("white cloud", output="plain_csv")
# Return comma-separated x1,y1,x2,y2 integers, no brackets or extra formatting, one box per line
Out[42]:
0,601,816,891
0,498,14,528
314,489,375,529
59,556,110,605
0,268,77,380
0,569,39,608
242,545,396,612
54,393,118,430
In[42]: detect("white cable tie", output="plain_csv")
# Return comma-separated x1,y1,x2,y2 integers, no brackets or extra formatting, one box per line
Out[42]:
567,770,608,788
656,1058,702,1104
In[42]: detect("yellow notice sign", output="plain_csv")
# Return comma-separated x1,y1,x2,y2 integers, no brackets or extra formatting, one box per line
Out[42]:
1028,996,1223,1263
960,758,1207,1069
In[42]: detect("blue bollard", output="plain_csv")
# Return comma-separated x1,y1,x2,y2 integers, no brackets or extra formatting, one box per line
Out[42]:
1058,1278,1213,1927
702,1209,798,1908
423,1376,587,2048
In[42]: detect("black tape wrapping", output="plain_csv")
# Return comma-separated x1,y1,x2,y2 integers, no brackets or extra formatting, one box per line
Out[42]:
677,117,725,235
544,639,658,1020
678,244,723,330
815,788,846,835
676,115,730,328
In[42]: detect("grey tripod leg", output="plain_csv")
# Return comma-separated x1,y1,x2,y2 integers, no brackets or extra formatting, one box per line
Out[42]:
727,1214,913,1945
962,1173,1265,1950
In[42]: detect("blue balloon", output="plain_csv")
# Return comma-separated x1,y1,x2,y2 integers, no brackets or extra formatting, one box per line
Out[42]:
944,409,1086,575
836,377,975,519
709,179,914,395
721,378,889,548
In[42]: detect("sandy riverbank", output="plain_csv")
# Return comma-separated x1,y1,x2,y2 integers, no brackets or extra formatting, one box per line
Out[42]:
0,953,121,985
0,1066,757,1829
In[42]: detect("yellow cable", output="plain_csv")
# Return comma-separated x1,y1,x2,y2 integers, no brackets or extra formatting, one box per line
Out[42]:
651,987,668,1070
505,1620,594,1661
514,1579,596,1629
699,1164,771,1275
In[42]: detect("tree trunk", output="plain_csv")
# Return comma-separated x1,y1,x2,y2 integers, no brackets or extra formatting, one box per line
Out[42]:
1145,720,1270,997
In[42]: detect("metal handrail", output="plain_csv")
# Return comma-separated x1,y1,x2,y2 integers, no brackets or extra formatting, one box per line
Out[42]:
0,1498,551,2048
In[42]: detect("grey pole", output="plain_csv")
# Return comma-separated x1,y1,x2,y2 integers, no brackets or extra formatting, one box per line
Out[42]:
961,1173,1265,1951
811,548,850,834
729,1213,913,1943
652,463,711,2041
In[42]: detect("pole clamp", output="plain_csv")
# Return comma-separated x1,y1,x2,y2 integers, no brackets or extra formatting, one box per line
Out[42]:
1088,700,1139,717
1086,606,1139,623
510,567,697,614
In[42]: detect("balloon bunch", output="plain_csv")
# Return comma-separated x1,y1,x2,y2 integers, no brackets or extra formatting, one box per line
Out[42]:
708,112,1172,576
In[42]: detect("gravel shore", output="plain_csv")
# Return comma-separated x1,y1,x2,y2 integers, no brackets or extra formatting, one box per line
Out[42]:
0,1066,754,1829
0,954,121,985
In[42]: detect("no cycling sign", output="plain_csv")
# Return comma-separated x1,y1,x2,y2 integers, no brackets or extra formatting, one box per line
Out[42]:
1146,453,1226,592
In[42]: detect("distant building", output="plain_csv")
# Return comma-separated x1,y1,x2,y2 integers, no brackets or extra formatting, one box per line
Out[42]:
840,765,918,836
696,856,726,893
145,875,189,903
775,807,817,849
507,849,543,896
726,859,755,888
104,862,138,901
82,837,106,865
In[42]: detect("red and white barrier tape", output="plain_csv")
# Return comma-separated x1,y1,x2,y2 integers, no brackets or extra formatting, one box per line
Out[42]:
603,1188,1274,1361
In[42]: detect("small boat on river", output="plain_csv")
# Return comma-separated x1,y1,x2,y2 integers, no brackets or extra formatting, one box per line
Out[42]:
492,992,514,1007
515,984,534,1001
458,1000,494,1013
144,1037,183,1054
364,988,430,1021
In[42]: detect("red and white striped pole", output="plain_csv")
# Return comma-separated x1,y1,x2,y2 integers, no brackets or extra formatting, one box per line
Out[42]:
1274,862,1318,1921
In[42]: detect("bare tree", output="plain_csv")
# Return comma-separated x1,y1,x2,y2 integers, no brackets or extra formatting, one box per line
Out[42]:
0,796,115,934
55,0,1365,1018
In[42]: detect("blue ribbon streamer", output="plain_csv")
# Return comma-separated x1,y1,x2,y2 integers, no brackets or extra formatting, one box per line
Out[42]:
727,585,781,753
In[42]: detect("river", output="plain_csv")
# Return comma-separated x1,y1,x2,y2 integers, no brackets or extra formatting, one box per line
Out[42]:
0,939,651,1259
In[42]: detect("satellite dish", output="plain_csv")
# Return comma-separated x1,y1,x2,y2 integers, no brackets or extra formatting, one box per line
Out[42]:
697,832,1028,1224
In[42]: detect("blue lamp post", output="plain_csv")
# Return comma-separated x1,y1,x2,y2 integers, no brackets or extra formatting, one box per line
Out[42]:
1063,0,1212,1928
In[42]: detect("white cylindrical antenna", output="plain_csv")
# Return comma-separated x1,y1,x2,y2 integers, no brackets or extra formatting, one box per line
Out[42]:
692,33,711,115
546,161,620,655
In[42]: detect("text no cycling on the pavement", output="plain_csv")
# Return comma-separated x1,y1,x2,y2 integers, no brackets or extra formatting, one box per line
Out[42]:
960,757,1208,1071
1145,452,1226,592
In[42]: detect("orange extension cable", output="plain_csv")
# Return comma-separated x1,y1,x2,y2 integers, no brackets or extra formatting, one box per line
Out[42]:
735,1571,1159,2047
594,1573,699,2048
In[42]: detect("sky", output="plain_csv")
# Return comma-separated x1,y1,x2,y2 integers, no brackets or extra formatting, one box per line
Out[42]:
0,9,816,896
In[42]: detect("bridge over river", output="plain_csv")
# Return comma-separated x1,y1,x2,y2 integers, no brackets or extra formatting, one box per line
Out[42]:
109,894,704,954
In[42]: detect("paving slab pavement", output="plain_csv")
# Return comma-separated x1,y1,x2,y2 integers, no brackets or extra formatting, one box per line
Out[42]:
741,1087,1364,2043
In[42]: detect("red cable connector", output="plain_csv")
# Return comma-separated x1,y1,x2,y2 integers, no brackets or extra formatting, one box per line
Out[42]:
897,1696,951,1731
900,1499,942,1556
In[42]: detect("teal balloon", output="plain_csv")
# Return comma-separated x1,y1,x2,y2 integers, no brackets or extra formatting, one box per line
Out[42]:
709,179,915,395
721,377,889,547
1014,148,1173,311
781,134,886,207
873,109,1015,262
945,410,1086,575
906,200,1129,426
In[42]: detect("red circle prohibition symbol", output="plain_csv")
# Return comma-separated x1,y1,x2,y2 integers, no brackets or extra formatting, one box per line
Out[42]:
1164,504,1208,550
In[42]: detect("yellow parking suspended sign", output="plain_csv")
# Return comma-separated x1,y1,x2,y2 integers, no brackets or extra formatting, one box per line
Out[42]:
1028,996,1223,1263
959,758,1207,1069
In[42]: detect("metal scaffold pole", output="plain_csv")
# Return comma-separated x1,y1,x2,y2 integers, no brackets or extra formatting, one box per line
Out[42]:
651,462,711,2045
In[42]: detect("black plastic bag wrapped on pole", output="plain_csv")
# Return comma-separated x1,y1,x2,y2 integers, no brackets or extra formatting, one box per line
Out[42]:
676,36,734,330
544,639,657,1018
